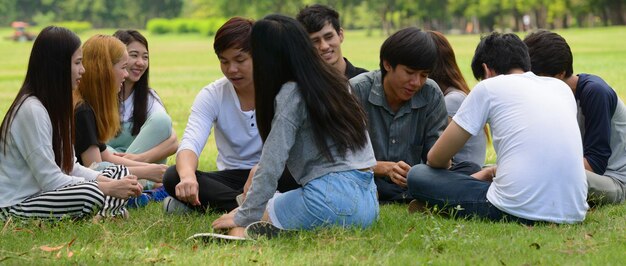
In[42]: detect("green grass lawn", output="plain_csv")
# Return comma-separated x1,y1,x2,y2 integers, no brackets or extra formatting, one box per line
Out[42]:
1,26,625,264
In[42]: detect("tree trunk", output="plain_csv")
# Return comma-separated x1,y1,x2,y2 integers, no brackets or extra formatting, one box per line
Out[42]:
534,8,547,29
512,8,522,32
609,0,625,25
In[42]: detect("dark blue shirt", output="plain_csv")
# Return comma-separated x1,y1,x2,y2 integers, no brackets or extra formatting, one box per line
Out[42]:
575,73,617,174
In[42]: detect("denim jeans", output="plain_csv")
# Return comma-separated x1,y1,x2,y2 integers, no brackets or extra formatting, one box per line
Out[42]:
376,161,481,204
407,164,534,225
269,169,379,230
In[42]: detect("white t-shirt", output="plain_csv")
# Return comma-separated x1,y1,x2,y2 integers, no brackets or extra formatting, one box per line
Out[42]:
178,77,262,170
453,72,588,223
120,89,166,123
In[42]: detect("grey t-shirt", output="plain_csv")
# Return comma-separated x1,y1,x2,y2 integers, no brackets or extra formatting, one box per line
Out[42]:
445,88,487,166
234,82,377,226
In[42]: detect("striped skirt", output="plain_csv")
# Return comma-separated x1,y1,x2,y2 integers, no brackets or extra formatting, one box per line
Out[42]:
0,165,129,221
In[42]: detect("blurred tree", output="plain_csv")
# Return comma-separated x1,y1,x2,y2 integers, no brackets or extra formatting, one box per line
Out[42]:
0,0,18,25
0,0,623,32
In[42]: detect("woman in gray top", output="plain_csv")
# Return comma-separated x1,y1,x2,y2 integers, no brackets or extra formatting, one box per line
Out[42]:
212,14,378,236
427,31,487,167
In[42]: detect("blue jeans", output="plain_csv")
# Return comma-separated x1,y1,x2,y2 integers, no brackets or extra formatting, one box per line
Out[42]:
406,164,534,225
376,161,481,204
269,169,379,230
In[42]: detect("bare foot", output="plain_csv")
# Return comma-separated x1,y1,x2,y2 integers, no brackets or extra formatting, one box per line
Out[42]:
228,227,246,237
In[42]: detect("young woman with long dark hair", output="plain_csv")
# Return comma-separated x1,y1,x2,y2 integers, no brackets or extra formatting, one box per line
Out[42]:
212,15,378,237
109,30,177,168
0,26,141,220
427,31,487,167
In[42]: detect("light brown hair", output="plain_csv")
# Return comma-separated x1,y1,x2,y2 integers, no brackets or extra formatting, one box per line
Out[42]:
74,34,126,142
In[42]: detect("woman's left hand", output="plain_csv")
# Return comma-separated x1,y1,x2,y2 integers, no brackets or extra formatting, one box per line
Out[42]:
212,210,238,229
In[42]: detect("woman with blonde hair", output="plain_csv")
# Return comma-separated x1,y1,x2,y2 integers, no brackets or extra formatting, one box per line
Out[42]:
74,35,167,193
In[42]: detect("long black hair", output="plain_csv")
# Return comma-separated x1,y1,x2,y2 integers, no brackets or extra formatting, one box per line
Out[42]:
0,26,81,173
251,14,368,161
113,29,158,136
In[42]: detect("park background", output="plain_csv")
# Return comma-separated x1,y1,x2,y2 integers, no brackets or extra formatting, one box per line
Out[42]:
1,0,626,264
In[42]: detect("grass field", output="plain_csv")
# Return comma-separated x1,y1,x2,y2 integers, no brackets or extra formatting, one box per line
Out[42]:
1,26,625,264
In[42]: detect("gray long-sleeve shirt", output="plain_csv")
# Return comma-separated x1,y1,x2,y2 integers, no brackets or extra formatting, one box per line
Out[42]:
0,97,99,207
234,82,376,226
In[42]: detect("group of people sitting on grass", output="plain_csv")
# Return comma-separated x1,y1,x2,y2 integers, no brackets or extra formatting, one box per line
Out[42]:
1,4,624,238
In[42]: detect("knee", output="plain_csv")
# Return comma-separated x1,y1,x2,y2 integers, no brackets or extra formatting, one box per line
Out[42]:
588,182,625,205
162,165,180,192
144,111,172,132
406,164,438,192
83,182,106,208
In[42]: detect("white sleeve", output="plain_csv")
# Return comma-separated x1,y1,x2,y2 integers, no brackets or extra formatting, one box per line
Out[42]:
69,158,100,181
452,82,490,136
177,83,221,156
12,102,87,191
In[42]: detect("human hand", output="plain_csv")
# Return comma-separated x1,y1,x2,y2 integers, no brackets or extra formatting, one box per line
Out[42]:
387,161,411,188
241,164,258,202
113,152,144,162
471,166,496,182
100,175,142,199
145,164,167,179
127,175,144,196
175,178,200,206
212,210,238,229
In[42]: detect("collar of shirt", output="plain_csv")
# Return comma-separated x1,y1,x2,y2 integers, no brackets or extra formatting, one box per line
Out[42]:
366,70,430,116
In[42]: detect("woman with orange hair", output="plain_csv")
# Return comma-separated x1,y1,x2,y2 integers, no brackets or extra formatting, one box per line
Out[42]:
74,35,167,192
0,27,140,220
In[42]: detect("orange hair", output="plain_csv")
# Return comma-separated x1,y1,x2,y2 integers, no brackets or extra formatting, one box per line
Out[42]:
74,35,126,142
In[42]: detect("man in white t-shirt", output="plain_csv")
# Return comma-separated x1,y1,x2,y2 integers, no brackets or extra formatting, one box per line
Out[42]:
406,32,588,224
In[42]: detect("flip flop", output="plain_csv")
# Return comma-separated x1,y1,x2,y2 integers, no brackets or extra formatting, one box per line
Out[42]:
186,232,250,243
244,221,294,240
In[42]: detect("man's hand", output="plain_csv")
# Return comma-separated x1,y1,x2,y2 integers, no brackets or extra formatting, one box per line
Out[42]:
175,177,200,206
471,166,497,182
387,161,411,187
